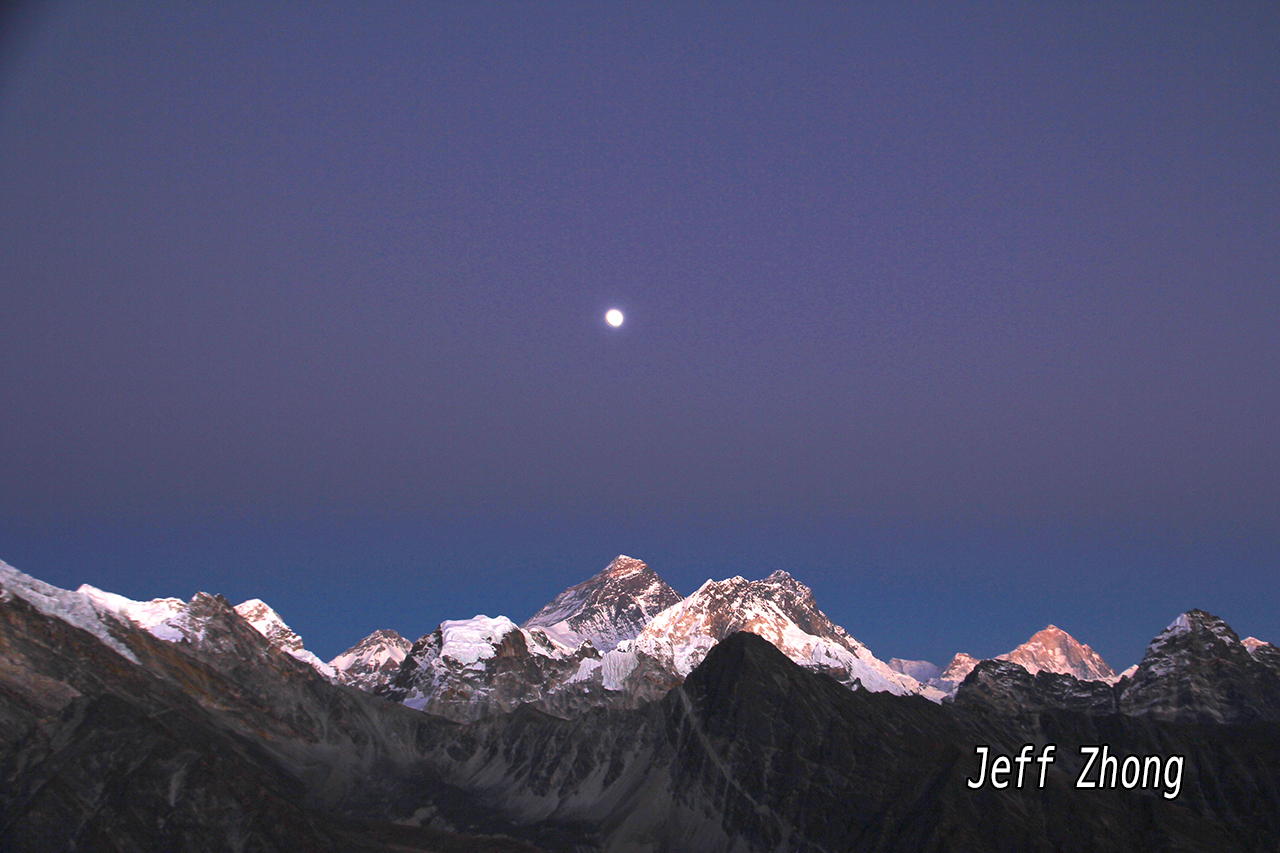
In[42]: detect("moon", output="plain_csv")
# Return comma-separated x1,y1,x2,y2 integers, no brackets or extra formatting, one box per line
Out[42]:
605,309,624,327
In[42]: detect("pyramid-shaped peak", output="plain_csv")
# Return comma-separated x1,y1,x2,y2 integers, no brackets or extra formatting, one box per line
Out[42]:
356,628,409,647
522,555,682,653
1160,609,1241,644
1024,625,1072,643
999,623,1115,681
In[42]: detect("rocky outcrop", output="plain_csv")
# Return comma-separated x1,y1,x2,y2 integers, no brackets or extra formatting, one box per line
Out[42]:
952,610,1280,726
953,659,1119,715
1118,610,1280,724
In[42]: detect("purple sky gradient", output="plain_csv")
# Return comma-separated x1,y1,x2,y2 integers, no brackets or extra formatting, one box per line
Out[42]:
2,2,1277,668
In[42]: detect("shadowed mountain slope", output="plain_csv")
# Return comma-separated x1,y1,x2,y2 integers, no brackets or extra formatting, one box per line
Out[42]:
4,560,1280,852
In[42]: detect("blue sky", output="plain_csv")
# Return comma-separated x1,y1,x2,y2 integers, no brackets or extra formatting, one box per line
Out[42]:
2,2,1276,668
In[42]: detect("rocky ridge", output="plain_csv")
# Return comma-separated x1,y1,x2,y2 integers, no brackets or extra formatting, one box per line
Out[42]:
233,598,336,678
955,609,1280,724
68,575,339,681
4,557,1280,851
1118,609,1280,723
631,570,944,700
933,624,1117,697
378,559,946,719
380,611,681,722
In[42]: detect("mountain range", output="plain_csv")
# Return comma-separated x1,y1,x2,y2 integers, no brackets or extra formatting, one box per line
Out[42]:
2,553,1278,851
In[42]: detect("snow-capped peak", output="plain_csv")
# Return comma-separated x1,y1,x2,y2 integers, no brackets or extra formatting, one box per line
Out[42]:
1149,609,1241,655
633,571,943,700
1243,637,1269,655
234,599,304,653
331,628,411,672
330,628,413,691
933,652,980,693
522,555,682,653
996,624,1116,682
233,599,335,678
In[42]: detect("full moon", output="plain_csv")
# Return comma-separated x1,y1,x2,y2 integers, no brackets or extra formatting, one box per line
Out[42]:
605,309,624,327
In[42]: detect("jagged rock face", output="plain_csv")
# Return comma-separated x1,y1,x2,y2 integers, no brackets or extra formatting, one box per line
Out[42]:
632,570,941,699
521,555,682,652
383,617,583,721
7,557,1280,852
234,599,308,653
330,628,412,691
65,571,339,682
377,555,686,721
232,598,336,678
446,633,1280,852
953,660,1120,715
1118,610,1280,723
889,657,941,682
997,624,1116,681
0,561,552,852
951,611,1280,726
380,614,679,721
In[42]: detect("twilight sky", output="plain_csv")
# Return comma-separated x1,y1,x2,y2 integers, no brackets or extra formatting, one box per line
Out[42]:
1,2,1277,670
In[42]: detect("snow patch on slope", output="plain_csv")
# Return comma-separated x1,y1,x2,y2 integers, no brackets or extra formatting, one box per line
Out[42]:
0,560,141,663
77,585,186,629
889,658,941,682
439,615,519,665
